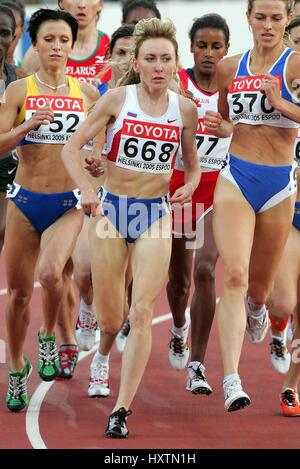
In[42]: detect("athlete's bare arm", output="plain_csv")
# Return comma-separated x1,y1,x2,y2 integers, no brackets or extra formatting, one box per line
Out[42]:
170,95,200,204
62,87,125,215
268,52,300,122
204,55,239,138
0,80,54,156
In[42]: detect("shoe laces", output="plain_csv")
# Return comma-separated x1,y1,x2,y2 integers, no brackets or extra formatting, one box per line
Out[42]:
270,338,287,359
59,348,78,369
111,407,132,425
248,313,266,330
169,332,187,355
78,309,97,330
191,365,206,382
39,339,58,365
90,361,109,383
8,374,27,398
281,389,299,407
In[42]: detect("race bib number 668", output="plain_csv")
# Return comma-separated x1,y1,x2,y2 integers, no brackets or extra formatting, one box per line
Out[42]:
117,119,180,173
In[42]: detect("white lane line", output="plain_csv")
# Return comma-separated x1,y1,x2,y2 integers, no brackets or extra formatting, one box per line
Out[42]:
25,312,173,449
0,281,41,296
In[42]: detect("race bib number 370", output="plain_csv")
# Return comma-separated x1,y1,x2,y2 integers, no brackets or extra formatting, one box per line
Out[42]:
117,119,180,173
228,75,282,124
25,95,85,144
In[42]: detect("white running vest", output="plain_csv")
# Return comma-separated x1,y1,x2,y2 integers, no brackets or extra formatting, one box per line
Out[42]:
174,68,231,172
106,85,183,174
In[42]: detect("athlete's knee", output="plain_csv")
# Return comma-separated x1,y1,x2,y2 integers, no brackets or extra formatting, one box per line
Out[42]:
100,317,123,336
39,261,62,288
224,264,248,291
130,302,153,330
74,264,91,288
194,256,216,286
167,273,191,298
7,286,32,311
268,298,296,320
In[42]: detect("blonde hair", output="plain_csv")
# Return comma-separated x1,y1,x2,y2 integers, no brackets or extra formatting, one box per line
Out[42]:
118,17,179,88
247,0,294,14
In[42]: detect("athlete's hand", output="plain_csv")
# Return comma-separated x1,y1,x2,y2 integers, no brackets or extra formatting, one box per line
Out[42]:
260,74,281,108
26,104,54,131
204,110,222,134
184,89,200,106
80,189,104,217
170,182,194,205
84,156,104,177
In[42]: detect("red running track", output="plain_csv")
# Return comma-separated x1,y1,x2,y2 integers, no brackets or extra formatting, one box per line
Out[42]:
0,258,299,449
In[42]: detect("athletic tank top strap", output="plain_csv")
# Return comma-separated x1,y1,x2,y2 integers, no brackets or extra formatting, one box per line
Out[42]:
235,50,251,78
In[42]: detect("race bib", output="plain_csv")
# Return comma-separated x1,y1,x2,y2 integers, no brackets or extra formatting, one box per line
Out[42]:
25,95,85,144
176,118,229,172
228,75,282,125
117,119,180,173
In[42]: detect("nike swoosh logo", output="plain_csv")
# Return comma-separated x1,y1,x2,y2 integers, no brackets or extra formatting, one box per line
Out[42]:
167,119,177,123
8,168,16,175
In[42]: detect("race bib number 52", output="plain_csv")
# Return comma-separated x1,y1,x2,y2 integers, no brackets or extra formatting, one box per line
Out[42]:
25,95,85,144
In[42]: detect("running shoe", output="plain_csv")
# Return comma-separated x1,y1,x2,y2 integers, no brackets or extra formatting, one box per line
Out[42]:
38,333,60,381
88,359,110,397
116,318,130,353
280,389,300,417
169,330,190,370
168,313,190,370
6,357,32,412
56,344,79,380
75,300,97,351
224,378,251,412
105,407,132,438
186,362,213,395
246,302,270,343
270,337,291,374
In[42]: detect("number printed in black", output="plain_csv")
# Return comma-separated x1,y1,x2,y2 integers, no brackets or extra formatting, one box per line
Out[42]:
141,141,156,161
124,137,139,158
159,143,174,162
295,141,300,160
196,136,219,155
67,113,80,133
49,113,63,133
231,92,275,114
124,138,175,162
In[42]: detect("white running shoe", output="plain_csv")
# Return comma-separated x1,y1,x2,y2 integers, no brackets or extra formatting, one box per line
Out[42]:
88,360,110,397
116,319,130,353
270,337,291,374
186,362,213,395
75,300,97,351
168,310,190,370
246,303,270,343
224,379,251,412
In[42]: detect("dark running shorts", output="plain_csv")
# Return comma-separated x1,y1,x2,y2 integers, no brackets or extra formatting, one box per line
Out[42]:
0,154,18,193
